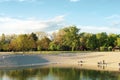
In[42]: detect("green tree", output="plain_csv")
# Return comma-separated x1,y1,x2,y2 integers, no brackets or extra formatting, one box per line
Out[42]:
37,37,51,51
117,38,120,47
51,29,66,50
49,41,61,51
62,25,80,51
29,32,38,41
17,34,29,51
1,34,5,42
9,34,36,51
29,32,38,50
96,32,108,48
108,33,117,47
86,34,97,50
0,34,6,51
35,32,48,40
79,33,89,51
9,38,18,51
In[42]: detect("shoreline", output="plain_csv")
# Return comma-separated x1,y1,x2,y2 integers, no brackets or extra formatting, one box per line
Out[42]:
0,52,120,72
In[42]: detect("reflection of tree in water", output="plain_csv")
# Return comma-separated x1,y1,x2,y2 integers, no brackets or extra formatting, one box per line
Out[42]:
49,68,120,80
79,69,119,80
0,67,119,80
0,68,50,80
6,69,39,80
0,71,4,78
51,68,80,80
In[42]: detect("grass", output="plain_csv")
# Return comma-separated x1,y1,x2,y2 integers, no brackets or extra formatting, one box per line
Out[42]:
1,50,113,55
16,51,92,54
0,51,92,55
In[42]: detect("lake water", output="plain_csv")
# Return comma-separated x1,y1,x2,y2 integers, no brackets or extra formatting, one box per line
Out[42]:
0,67,120,80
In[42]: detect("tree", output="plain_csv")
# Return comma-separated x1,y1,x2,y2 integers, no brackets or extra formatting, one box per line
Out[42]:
51,29,66,50
1,34,5,42
117,38,120,47
9,38,18,51
96,32,108,48
29,32,38,41
2,43,9,51
9,34,36,51
86,34,97,50
29,33,38,50
35,32,48,40
107,33,117,47
0,34,10,51
62,25,80,51
37,37,51,51
17,34,29,51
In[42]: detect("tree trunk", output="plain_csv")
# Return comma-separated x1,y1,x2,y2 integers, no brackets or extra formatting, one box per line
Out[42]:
72,46,75,51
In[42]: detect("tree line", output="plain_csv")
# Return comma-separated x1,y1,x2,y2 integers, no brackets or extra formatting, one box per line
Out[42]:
0,25,120,51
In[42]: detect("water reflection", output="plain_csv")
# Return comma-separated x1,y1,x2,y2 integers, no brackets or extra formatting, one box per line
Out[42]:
0,67,120,80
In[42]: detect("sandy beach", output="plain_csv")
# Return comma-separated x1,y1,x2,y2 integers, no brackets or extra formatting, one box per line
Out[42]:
0,52,120,71
43,52,120,72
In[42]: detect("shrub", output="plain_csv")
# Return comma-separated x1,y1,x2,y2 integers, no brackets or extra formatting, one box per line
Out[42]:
108,46,112,51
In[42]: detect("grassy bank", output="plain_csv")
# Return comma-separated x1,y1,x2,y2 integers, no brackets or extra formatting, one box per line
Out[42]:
0,51,93,55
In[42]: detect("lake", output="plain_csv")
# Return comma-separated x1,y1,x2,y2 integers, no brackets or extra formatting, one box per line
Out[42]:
0,66,120,80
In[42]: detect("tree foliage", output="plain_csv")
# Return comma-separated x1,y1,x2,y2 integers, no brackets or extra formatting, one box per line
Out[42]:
0,26,119,52
37,37,51,51
62,25,80,51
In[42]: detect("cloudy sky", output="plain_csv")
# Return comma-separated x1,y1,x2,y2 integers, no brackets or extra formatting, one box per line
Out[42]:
0,0,120,34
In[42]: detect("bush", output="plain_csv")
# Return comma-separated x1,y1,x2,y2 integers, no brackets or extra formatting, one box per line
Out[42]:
108,46,112,51
100,46,108,51
100,46,104,51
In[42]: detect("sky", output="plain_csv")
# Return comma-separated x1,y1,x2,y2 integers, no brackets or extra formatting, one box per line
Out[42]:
0,0,120,34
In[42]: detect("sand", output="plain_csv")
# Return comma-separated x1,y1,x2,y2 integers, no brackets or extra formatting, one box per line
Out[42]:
0,52,120,71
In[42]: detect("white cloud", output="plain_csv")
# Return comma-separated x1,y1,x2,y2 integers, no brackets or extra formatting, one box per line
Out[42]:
110,21,120,26
106,14,120,20
105,14,120,27
79,25,120,34
70,0,80,2
0,15,65,34
0,14,119,35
